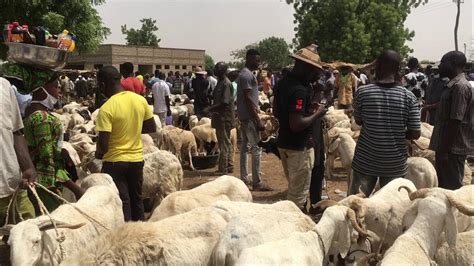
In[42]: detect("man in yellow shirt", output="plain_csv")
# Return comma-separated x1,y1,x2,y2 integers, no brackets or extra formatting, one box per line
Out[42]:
335,66,358,109
95,66,156,221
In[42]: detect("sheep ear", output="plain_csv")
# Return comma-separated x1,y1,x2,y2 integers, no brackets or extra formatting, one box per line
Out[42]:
444,207,458,248
338,221,352,258
328,138,341,153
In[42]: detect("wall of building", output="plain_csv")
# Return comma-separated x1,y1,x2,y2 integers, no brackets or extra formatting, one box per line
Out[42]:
66,44,205,74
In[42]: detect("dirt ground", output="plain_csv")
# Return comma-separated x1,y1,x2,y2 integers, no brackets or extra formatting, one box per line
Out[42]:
182,151,348,203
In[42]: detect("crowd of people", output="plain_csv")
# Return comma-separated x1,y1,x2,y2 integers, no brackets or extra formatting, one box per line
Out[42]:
0,43,473,225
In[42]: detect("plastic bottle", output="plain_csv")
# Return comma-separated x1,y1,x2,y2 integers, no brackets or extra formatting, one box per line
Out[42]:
10,22,24,43
22,24,35,44
68,34,76,52
58,29,72,51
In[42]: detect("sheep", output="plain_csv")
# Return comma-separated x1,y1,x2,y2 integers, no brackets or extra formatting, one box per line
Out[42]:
333,119,351,129
211,202,316,265
62,102,82,114
258,114,279,140
1,174,123,265
381,186,474,265
149,175,252,221
235,205,367,266
326,132,356,187
407,137,435,164
70,121,95,137
170,105,188,126
141,134,159,155
61,142,81,166
90,109,99,123
160,127,198,169
68,133,96,161
434,230,474,266
191,123,218,153
51,112,72,132
325,178,417,249
197,117,212,126
68,112,85,131
143,150,183,210
406,157,438,189
324,108,350,129
188,115,199,129
420,122,434,139
62,206,231,265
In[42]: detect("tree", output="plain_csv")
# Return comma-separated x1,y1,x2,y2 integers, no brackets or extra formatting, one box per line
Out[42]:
230,37,291,71
258,37,292,70
0,0,110,59
291,0,423,63
121,18,161,47
204,54,215,72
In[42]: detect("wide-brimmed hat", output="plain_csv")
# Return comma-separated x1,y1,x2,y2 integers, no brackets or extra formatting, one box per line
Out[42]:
193,66,207,75
290,44,325,69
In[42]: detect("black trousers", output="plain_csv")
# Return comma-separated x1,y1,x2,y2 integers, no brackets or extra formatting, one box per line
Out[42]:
102,161,145,221
310,119,325,204
435,152,466,190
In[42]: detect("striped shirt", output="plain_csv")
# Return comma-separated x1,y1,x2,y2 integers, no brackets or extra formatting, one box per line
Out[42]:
352,84,420,178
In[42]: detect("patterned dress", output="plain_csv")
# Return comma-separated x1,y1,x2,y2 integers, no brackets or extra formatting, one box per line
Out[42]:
24,111,70,188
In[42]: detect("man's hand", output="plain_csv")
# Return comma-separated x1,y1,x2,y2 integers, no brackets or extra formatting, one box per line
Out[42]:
20,168,36,188
313,103,327,117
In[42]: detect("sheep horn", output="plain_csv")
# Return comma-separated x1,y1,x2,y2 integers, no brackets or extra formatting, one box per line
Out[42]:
356,186,366,198
349,197,367,219
357,253,381,266
446,193,474,216
346,208,368,237
398,185,414,194
312,200,338,210
408,188,432,201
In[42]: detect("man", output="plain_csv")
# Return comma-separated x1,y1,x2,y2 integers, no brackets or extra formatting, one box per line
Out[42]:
335,66,358,109
0,77,36,224
237,49,271,191
262,71,272,96
273,44,327,210
205,62,235,174
207,69,218,104
192,67,210,119
404,57,428,100
429,51,473,190
151,72,172,126
422,69,449,125
95,66,156,221
351,50,421,196
75,75,88,99
120,62,145,95
323,69,337,102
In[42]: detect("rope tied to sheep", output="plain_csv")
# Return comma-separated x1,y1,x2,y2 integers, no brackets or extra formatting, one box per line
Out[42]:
3,185,24,227
32,182,110,231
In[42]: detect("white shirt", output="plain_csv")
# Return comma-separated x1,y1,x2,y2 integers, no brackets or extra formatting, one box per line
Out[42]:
12,85,32,117
208,76,217,93
359,73,368,85
0,78,24,197
152,79,170,114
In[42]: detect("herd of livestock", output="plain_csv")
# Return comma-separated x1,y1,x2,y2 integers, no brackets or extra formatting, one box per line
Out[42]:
0,90,473,265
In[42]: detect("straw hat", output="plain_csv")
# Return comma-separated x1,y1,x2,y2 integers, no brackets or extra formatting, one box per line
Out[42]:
290,44,324,69
193,66,207,75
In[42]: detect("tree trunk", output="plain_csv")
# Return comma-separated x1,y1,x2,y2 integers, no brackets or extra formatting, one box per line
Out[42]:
454,0,461,51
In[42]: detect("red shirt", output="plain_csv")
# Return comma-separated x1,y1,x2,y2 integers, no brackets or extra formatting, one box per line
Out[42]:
121,77,145,95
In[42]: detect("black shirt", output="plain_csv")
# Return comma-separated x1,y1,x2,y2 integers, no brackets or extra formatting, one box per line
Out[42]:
274,73,314,150
192,77,210,109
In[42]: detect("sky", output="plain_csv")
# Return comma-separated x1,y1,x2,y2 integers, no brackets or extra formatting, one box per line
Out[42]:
96,0,473,63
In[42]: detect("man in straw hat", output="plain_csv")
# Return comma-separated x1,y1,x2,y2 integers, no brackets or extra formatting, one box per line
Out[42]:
192,66,210,119
273,44,327,211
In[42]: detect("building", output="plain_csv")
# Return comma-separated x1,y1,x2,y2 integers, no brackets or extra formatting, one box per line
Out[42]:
66,44,205,74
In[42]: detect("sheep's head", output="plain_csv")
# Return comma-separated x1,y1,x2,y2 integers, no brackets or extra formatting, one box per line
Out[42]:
6,219,86,265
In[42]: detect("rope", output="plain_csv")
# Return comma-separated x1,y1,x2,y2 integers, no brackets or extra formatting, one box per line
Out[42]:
322,119,331,200
3,186,21,226
33,182,110,231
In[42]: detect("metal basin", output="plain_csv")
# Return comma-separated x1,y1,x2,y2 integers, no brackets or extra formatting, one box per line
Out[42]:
6,42,69,69
192,154,219,170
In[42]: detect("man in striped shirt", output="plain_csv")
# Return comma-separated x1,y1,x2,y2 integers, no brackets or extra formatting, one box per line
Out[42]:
350,50,421,196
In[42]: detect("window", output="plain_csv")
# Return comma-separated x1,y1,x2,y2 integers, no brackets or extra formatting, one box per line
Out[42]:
164,65,170,70
156,65,162,69
182,65,187,70
175,65,180,70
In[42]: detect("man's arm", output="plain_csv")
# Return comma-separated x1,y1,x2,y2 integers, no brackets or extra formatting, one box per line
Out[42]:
165,96,171,116
95,131,110,159
243,89,260,121
142,117,157,133
405,93,421,140
13,131,36,184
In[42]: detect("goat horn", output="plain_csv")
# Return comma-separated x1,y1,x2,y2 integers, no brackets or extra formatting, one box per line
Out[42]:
357,253,381,266
346,208,368,237
312,200,338,210
408,188,432,201
446,193,474,216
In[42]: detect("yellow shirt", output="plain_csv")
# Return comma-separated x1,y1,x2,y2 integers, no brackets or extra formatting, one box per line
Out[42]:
336,73,358,105
96,91,153,162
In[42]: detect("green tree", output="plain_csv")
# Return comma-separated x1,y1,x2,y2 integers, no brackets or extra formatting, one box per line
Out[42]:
121,18,161,47
291,0,424,63
230,42,258,67
258,37,292,70
204,54,215,71
0,0,110,59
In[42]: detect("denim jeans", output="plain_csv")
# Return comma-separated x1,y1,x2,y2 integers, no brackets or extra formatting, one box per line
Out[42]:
350,170,398,196
239,119,262,185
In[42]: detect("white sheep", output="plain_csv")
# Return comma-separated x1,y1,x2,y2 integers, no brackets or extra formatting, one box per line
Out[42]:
2,174,123,265
211,202,316,265
90,109,99,123
434,230,474,266
188,115,199,129
62,102,82,114
141,134,159,155
68,112,85,131
149,175,252,221
62,206,231,265
324,109,350,129
236,205,367,266
420,122,434,139
143,149,184,210
406,157,438,189
381,186,474,265
191,123,218,153
61,141,81,166
197,117,211,126
327,132,356,186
